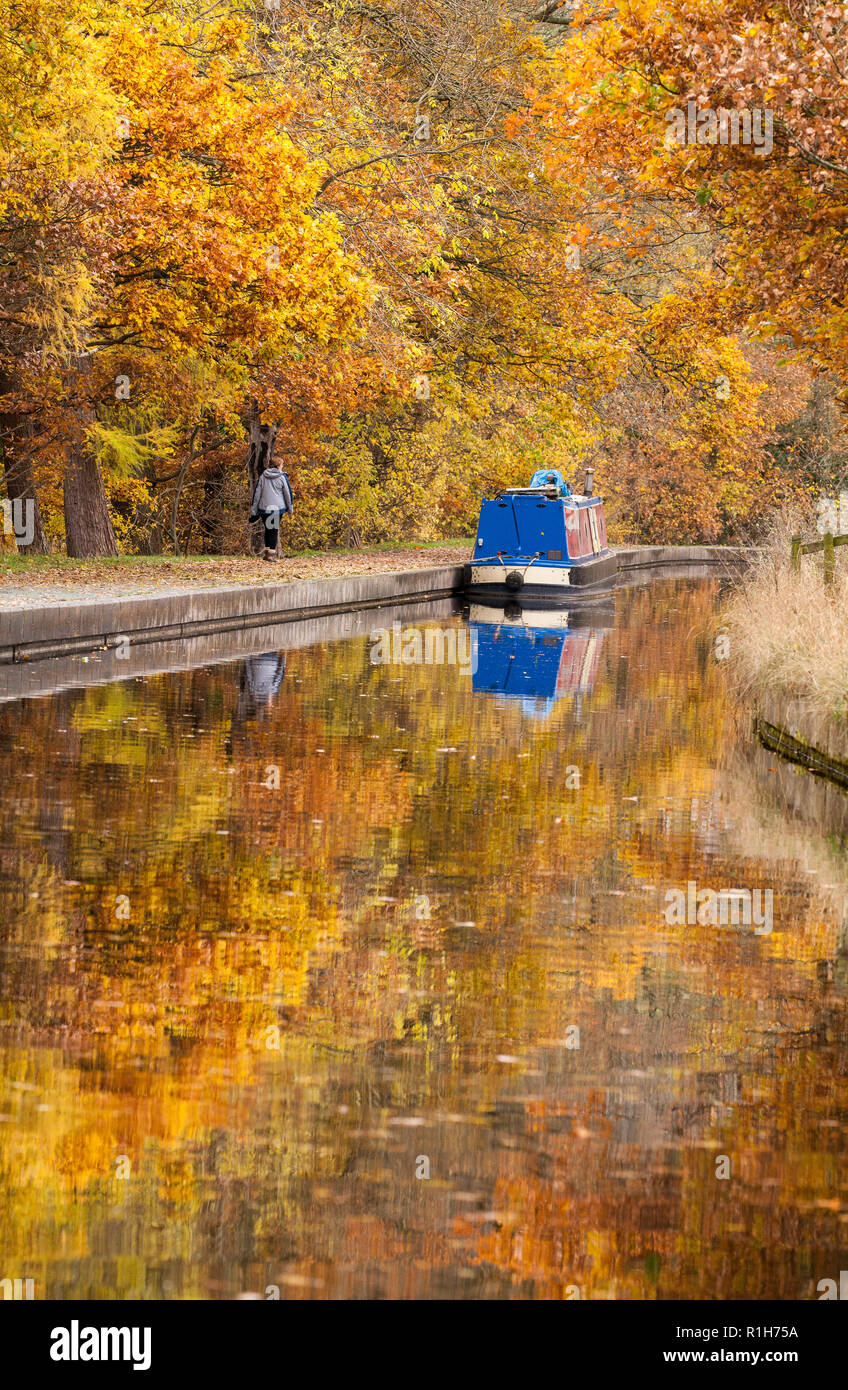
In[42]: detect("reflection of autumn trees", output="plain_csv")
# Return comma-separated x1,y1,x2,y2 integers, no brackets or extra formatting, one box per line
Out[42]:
0,578,846,1298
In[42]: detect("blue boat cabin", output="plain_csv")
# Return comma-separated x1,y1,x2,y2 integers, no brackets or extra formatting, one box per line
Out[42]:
464,468,617,595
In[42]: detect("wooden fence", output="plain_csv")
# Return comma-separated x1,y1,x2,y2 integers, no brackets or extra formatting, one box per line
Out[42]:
791,532,848,585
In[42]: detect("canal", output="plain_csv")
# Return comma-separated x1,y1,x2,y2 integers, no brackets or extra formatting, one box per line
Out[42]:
0,575,846,1299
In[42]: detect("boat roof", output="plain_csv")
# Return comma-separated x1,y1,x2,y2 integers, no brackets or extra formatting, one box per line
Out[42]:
498,488,600,504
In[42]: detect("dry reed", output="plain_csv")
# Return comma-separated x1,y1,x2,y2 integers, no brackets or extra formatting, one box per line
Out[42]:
723,509,848,720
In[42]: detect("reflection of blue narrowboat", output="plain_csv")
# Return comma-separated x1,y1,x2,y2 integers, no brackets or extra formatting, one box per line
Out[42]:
463,467,617,599
467,599,610,718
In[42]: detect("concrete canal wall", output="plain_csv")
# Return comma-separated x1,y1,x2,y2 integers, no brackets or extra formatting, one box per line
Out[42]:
615,544,751,571
0,565,464,666
0,544,749,701
0,595,462,704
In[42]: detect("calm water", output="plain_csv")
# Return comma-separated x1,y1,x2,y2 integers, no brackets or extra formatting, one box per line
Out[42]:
1,576,846,1300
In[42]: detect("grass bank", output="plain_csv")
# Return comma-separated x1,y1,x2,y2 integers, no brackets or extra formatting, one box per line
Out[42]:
724,516,848,720
723,513,848,786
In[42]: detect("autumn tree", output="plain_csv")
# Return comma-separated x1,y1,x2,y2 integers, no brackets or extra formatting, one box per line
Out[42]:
0,0,117,552
1,0,833,553
1,1,373,555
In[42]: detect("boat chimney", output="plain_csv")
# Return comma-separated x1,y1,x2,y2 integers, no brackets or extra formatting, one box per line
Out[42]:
584,467,594,497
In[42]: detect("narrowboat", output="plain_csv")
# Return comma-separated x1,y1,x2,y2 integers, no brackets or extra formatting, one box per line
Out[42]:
463,467,617,600
466,598,611,717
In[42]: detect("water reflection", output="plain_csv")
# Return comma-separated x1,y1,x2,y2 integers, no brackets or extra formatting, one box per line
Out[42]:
466,599,612,718
0,577,846,1301
239,653,287,720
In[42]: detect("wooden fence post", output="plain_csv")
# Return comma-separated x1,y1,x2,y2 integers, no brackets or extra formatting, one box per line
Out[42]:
824,531,835,586
791,535,802,573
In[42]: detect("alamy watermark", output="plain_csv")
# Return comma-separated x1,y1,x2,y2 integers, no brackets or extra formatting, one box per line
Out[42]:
818,1270,848,1299
50,1321,151,1371
1,497,35,547
665,101,773,157
816,491,848,534
663,880,773,935
370,622,478,674
1,1276,34,1299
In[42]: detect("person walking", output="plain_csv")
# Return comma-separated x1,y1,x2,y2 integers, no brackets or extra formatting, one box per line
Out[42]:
249,464,294,561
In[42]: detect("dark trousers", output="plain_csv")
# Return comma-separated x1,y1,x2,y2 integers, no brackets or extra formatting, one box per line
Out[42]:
260,509,281,550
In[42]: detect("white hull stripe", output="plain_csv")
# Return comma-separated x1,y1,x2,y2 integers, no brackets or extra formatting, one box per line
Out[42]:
467,604,574,627
469,564,574,587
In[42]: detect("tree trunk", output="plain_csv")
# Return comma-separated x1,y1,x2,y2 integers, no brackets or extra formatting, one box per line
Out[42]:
63,356,119,558
64,447,120,557
200,456,225,553
170,449,191,557
0,373,50,554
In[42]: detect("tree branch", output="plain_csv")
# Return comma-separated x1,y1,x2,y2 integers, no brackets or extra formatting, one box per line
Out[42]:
523,1,573,24
315,138,498,195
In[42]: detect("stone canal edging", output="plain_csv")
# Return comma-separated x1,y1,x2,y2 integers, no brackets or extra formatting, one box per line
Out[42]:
0,544,749,670
615,544,752,571
0,565,465,666
0,595,461,705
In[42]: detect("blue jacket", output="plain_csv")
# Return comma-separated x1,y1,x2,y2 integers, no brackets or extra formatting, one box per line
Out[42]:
250,467,293,520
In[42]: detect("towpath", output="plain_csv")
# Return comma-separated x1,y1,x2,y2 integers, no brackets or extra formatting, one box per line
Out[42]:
0,544,472,611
